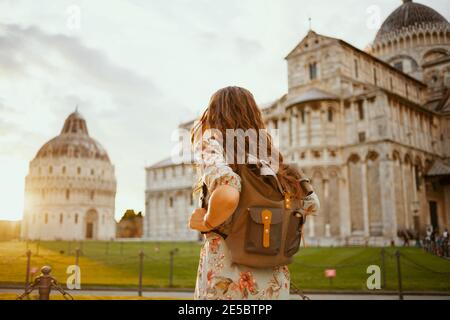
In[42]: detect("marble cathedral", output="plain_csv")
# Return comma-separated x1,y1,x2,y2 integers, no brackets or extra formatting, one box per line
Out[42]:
144,0,450,245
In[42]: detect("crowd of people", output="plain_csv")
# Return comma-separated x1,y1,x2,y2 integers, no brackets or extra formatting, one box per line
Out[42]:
424,227,449,258
398,227,449,258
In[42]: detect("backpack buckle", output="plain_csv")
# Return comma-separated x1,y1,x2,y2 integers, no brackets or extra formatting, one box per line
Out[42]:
261,209,272,248
284,192,292,209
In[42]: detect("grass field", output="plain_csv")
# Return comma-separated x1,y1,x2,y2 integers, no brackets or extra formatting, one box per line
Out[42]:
0,240,449,292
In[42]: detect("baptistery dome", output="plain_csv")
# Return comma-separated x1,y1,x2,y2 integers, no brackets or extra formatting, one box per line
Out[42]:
21,111,117,241
35,111,110,161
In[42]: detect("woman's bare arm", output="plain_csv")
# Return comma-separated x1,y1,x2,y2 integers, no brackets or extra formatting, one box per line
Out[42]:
204,185,240,228
189,185,239,232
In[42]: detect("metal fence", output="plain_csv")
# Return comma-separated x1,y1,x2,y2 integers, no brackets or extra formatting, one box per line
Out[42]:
10,241,450,300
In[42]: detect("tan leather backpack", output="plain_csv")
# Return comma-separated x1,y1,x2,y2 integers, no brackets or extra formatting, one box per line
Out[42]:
202,162,307,268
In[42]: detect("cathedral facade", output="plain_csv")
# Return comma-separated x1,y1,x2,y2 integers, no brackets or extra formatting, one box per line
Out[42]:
144,0,450,245
21,111,117,241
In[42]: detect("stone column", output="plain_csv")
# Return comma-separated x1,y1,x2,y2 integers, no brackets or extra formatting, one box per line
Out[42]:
400,162,409,230
339,164,352,238
361,161,370,237
412,164,418,207
292,111,298,147
380,157,397,240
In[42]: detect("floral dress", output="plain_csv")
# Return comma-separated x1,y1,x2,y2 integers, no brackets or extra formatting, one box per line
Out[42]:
193,135,290,300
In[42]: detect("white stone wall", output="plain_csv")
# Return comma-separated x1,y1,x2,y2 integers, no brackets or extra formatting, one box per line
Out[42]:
144,163,199,241
22,157,116,241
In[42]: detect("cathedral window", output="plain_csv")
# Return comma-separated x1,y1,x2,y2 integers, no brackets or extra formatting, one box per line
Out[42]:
60,213,63,224
373,68,377,86
66,189,70,200
301,110,306,124
62,166,66,174
169,197,174,208
414,165,422,191
309,62,317,80
354,59,359,78
77,167,81,175
49,166,53,174
91,169,95,175
358,132,366,142
90,191,95,200
44,213,48,224
75,214,79,224
327,108,333,122
394,61,403,72
357,101,364,120
390,77,394,91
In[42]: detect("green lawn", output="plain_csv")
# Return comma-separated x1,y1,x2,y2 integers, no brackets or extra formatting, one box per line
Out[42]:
0,240,449,292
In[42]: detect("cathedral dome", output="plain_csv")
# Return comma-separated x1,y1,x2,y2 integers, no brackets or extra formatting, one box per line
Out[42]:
374,0,448,42
35,111,110,162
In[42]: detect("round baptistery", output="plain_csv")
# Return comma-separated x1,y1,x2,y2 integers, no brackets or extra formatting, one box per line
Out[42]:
21,111,117,240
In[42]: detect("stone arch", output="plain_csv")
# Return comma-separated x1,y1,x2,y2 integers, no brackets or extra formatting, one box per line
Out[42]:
348,153,361,164
84,209,98,239
404,153,412,164
412,33,418,46
418,32,424,45
423,48,449,64
414,155,423,167
432,31,438,43
388,54,418,72
399,37,405,49
392,150,401,162
366,150,379,162
424,31,432,44
405,35,411,47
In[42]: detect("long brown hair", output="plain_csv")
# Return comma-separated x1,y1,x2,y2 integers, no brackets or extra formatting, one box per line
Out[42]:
191,86,302,198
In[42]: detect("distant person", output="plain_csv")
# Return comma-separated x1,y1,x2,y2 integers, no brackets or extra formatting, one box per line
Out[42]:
401,230,410,247
188,86,320,300
425,226,433,253
430,230,437,255
443,229,449,258
436,234,443,257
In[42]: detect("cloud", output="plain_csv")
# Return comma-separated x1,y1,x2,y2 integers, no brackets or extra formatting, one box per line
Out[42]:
0,22,182,219
0,23,160,98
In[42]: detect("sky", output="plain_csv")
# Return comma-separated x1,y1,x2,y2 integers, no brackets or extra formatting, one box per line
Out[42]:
0,0,448,221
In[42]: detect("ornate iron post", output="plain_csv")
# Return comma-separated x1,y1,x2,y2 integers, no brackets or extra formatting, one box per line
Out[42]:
17,266,73,300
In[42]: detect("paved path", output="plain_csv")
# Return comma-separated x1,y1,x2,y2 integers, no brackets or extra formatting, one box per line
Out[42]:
1,288,449,300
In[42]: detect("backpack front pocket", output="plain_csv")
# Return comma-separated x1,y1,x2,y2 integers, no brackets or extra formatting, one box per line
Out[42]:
245,207,283,255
